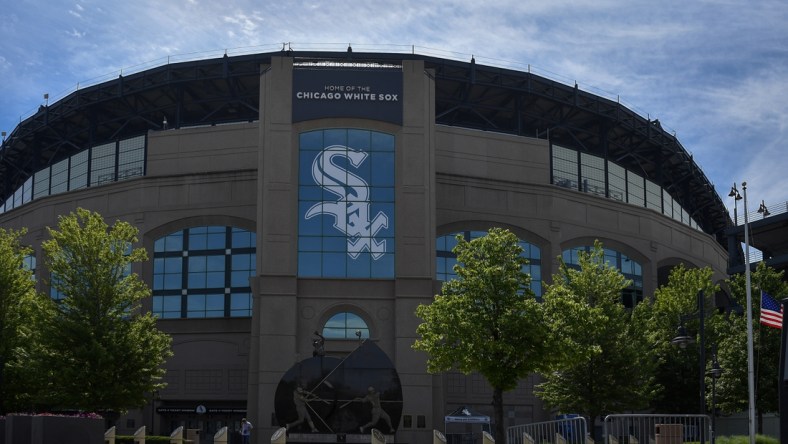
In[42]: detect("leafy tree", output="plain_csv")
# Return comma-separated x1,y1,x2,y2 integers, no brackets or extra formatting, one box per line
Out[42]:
0,228,53,413
714,262,787,433
637,264,718,414
40,208,172,416
537,240,656,433
413,228,555,442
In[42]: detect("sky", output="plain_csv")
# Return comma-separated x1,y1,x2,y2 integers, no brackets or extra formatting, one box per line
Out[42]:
1,0,787,218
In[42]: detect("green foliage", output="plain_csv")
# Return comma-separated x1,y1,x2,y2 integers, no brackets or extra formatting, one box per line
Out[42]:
715,434,779,444
537,240,655,425
0,228,54,413
39,208,172,414
637,264,718,413
414,228,553,387
413,228,554,441
715,263,787,418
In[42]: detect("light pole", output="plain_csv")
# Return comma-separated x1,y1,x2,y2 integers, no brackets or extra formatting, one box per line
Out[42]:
731,182,757,444
150,390,159,435
671,290,709,443
707,345,723,444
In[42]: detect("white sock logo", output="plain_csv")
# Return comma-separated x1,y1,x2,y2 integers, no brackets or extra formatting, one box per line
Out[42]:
305,145,389,259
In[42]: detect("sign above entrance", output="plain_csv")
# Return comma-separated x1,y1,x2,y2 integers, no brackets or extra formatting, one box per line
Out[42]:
292,69,403,125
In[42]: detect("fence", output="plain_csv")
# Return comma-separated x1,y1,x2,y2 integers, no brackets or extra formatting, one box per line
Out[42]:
506,415,589,444
603,414,710,444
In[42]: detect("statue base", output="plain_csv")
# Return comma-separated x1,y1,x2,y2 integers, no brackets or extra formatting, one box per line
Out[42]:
287,433,395,443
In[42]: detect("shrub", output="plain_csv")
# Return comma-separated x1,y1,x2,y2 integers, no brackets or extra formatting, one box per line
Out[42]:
715,434,779,444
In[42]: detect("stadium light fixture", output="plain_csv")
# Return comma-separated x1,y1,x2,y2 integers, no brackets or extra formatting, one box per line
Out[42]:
729,183,742,225
670,323,693,349
757,200,770,218
728,183,741,199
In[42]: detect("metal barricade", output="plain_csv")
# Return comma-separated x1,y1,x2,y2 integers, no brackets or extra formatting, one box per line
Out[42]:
506,416,588,444
603,414,711,444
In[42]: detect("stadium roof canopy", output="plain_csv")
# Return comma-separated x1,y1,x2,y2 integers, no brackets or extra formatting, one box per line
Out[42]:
0,50,730,246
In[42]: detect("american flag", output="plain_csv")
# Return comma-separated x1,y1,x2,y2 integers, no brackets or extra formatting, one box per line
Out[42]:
760,291,783,329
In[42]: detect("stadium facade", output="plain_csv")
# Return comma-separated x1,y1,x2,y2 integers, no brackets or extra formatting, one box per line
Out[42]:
0,50,732,443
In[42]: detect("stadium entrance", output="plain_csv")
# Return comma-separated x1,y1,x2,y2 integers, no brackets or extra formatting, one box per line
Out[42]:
157,404,247,444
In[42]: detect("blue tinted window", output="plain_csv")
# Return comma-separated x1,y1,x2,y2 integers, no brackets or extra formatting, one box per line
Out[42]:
561,245,643,307
230,292,252,317
370,131,394,151
152,226,255,318
323,129,347,146
348,129,371,151
323,312,370,339
298,252,322,277
300,131,323,150
153,295,181,319
436,230,542,297
299,185,323,201
323,252,347,277
231,228,255,248
22,255,36,281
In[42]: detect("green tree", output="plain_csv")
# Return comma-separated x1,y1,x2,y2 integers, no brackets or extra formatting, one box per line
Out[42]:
0,228,53,413
637,264,718,414
413,228,555,442
715,262,786,432
40,208,172,416
537,241,656,433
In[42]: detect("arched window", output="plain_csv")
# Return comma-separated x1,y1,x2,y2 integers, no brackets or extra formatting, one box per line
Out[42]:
436,230,542,296
561,246,643,307
322,312,370,340
152,226,255,319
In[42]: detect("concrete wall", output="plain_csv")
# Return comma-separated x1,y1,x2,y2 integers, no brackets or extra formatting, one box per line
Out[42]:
434,124,729,298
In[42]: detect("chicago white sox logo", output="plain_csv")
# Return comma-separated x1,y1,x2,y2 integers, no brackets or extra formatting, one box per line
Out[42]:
305,145,389,260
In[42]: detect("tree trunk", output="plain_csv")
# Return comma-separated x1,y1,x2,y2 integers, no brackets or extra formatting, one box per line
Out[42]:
493,387,505,443
757,409,763,434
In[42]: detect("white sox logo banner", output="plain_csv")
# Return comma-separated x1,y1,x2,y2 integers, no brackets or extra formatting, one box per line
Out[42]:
305,145,389,259
298,129,395,278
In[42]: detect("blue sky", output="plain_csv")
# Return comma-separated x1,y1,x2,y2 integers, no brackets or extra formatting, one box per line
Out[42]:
1,0,787,216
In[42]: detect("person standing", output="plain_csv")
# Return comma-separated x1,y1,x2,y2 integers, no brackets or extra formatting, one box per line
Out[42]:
240,418,253,444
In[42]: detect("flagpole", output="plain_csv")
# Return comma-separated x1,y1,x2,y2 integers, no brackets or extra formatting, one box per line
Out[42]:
779,298,788,443
743,182,756,444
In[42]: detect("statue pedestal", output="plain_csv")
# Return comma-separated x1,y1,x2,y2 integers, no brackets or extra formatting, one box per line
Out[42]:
287,433,394,443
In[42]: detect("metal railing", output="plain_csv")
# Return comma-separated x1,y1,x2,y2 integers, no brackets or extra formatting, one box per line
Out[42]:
603,414,710,444
731,200,787,226
506,416,588,444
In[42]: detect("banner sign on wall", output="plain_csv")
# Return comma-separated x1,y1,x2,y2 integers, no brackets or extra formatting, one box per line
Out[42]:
292,69,403,125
